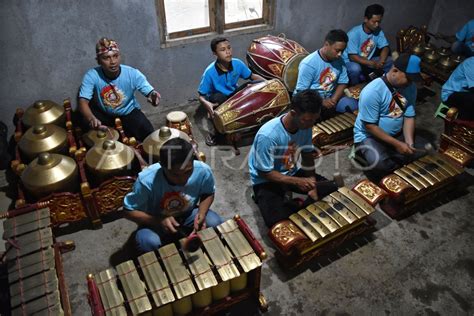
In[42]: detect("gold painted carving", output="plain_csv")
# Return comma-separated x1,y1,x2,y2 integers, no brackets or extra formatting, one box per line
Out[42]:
382,175,410,194
271,222,305,247
95,178,134,214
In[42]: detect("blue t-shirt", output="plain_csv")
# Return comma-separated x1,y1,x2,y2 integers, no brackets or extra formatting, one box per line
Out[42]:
441,57,474,102
354,78,416,143
248,116,314,186
456,19,474,53
343,24,389,63
123,161,215,218
79,65,154,116
295,50,349,98
198,58,252,97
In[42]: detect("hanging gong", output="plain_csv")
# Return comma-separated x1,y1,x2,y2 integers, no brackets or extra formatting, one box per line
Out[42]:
18,124,68,160
83,128,120,148
23,100,65,128
21,152,79,198
85,140,136,177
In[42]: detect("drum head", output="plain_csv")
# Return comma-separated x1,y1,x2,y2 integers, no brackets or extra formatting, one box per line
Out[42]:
283,54,307,92
166,111,187,123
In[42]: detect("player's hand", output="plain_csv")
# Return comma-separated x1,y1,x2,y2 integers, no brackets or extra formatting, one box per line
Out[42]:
193,214,206,232
88,116,102,129
147,90,161,107
395,141,415,155
322,98,336,108
294,177,316,192
160,216,179,233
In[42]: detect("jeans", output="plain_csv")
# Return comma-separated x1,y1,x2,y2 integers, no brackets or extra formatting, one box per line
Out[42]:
253,169,338,228
451,41,474,57
135,208,223,252
336,96,359,113
355,134,427,182
346,56,393,85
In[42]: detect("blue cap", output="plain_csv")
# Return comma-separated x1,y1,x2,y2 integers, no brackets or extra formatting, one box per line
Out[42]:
393,54,422,82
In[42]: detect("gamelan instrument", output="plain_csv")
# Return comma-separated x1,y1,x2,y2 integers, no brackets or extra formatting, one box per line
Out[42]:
269,181,385,270
435,104,474,167
83,128,120,148
11,99,148,230
18,124,68,161
213,79,290,154
312,112,356,157
166,111,193,138
246,34,308,92
2,207,74,315
22,100,66,128
378,153,464,219
86,215,268,315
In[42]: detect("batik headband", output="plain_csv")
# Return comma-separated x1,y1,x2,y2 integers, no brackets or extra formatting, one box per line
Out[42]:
96,38,120,56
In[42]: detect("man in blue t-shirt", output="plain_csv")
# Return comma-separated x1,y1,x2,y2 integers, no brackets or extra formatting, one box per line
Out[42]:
452,19,474,57
123,138,223,252
295,29,358,119
354,54,425,180
198,37,265,146
441,57,474,120
78,37,161,141
343,4,393,85
248,90,340,228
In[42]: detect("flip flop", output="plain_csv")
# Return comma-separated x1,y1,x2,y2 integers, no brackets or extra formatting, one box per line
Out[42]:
205,134,217,146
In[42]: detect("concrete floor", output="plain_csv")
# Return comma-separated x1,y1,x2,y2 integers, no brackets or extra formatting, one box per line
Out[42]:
2,83,473,315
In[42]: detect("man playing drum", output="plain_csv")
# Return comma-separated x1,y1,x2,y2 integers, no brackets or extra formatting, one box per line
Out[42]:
198,37,265,146
295,29,358,120
343,4,393,85
78,37,161,142
248,90,341,228
354,54,426,181
123,138,223,252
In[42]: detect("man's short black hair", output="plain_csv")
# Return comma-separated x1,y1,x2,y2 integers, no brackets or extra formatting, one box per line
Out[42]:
159,137,194,169
290,90,322,114
364,4,384,19
211,37,229,53
325,29,349,44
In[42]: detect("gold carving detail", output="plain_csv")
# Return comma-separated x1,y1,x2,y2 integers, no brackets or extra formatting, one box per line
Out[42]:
268,63,283,77
444,146,470,165
279,49,295,63
94,178,134,214
353,180,387,205
48,194,87,225
271,222,305,247
382,175,410,193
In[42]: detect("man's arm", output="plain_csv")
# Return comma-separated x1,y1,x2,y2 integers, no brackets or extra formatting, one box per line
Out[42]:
250,73,265,81
195,193,214,230
331,84,348,103
378,46,390,65
124,209,180,234
349,54,375,68
402,117,415,147
301,151,316,177
198,95,218,117
365,122,414,155
258,170,315,192
78,98,101,129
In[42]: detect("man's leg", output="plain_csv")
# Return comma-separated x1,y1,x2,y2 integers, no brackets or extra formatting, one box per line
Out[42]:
445,91,474,120
135,227,163,253
346,61,363,85
336,96,359,113
120,108,155,142
204,93,229,146
451,41,474,57
290,170,339,204
253,182,299,228
182,208,224,228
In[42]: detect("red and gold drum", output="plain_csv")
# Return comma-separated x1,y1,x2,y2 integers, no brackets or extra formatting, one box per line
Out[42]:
213,79,290,134
246,34,308,92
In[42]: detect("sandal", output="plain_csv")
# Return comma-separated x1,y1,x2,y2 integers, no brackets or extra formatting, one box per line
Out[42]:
205,134,217,146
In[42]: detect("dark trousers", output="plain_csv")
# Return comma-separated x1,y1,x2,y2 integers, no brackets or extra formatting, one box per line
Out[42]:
252,170,338,228
355,134,427,182
445,91,474,121
81,106,154,142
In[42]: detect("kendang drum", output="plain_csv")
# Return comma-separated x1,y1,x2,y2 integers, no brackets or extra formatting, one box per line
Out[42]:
86,216,268,315
246,34,308,92
166,111,193,137
213,79,290,135
269,180,384,270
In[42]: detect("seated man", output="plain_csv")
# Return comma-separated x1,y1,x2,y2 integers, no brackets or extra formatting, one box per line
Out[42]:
441,56,474,120
295,29,358,120
248,90,340,228
198,37,264,146
78,37,161,142
452,19,474,57
354,54,425,181
123,138,223,252
343,4,393,85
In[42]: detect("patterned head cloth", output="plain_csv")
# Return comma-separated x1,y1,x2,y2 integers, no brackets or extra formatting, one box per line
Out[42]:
96,37,120,56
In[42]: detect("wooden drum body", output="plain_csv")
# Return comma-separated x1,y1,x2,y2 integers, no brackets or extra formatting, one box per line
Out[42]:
87,216,268,315
213,79,290,135
379,153,464,219
269,181,384,270
166,111,193,138
246,35,308,92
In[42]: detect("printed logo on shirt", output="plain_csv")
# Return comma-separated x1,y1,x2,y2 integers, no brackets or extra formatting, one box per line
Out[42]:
282,141,298,172
360,38,375,58
160,191,190,217
100,84,126,109
319,67,337,92
388,92,407,118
